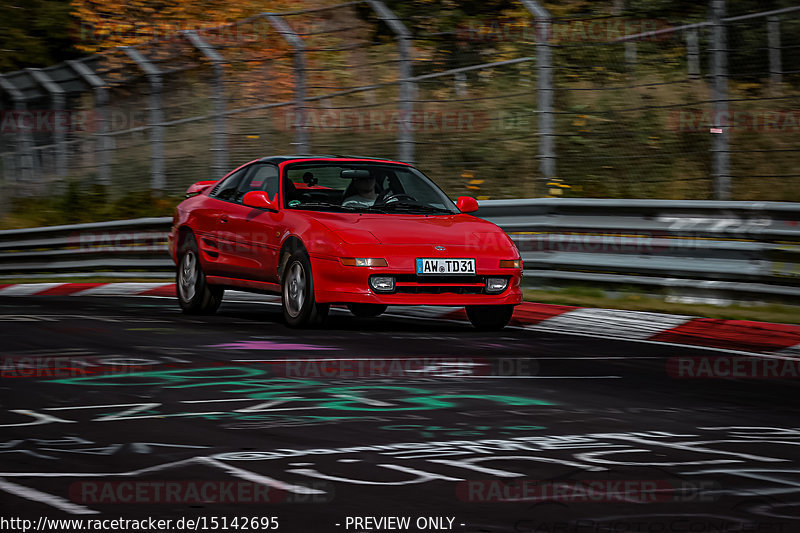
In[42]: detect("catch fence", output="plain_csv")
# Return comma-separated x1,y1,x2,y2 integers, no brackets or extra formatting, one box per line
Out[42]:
1,1,799,206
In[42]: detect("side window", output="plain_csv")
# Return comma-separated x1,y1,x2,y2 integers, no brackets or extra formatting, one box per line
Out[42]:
211,167,251,202
243,164,280,202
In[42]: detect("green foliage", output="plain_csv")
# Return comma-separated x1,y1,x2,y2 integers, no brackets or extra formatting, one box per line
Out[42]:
0,0,80,71
2,180,179,229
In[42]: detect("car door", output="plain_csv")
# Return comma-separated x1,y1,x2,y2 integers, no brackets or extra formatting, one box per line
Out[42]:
217,163,282,281
200,165,252,276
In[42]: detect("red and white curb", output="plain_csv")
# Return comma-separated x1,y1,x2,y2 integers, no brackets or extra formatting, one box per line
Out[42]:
1,282,799,356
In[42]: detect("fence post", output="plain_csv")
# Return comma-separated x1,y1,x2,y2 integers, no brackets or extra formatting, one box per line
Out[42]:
686,29,700,79
27,69,67,188
0,75,33,191
520,0,556,188
124,48,165,195
67,59,110,187
768,16,782,96
184,31,228,178
366,0,415,164
625,42,637,70
455,72,467,96
266,15,308,155
710,0,730,200
613,0,637,70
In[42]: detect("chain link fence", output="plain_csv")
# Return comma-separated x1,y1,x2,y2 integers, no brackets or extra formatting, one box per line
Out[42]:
1,0,799,211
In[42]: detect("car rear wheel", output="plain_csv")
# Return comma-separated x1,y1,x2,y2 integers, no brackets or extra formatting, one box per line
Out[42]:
282,250,329,328
177,233,223,314
347,303,388,318
466,304,514,331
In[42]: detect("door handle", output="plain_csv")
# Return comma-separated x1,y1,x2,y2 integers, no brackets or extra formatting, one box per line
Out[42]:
220,215,229,224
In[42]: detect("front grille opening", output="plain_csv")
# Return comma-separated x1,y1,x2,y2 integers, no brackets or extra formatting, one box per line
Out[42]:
386,274,500,295
394,274,485,284
394,285,485,295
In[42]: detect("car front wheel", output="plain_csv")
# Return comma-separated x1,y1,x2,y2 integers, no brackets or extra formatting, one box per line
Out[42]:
177,232,223,314
466,304,514,331
282,250,329,327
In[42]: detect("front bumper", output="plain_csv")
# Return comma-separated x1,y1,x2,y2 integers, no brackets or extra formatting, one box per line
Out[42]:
310,254,523,306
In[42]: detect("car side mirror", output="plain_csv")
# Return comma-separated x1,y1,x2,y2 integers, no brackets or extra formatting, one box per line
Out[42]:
243,191,277,210
456,196,479,213
185,180,217,198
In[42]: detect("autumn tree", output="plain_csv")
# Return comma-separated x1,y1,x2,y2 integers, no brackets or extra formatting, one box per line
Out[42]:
69,0,304,53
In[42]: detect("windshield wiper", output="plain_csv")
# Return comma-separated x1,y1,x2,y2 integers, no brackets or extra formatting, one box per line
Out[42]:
290,202,357,212
371,202,454,214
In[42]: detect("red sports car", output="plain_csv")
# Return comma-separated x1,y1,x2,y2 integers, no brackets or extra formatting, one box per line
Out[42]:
168,156,522,329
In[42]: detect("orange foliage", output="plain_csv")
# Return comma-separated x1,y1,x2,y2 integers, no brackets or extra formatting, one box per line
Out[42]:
70,0,300,53
71,1,385,107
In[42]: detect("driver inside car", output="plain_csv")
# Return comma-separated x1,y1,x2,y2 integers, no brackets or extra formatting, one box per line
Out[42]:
342,173,379,207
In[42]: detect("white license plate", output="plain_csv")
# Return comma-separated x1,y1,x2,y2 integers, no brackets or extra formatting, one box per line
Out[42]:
416,258,476,275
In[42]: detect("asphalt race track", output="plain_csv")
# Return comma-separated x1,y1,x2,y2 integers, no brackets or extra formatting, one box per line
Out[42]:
1,295,799,533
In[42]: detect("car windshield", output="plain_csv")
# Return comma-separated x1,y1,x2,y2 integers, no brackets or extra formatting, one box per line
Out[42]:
282,162,459,214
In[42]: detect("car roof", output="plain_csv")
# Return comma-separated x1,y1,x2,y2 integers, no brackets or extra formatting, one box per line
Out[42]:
257,155,409,165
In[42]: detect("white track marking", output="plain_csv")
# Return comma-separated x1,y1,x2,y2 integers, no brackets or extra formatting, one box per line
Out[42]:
71,283,166,296
508,322,800,360
196,457,325,494
44,403,159,411
776,343,800,358
0,477,98,514
532,308,695,340
0,283,63,296
4,282,798,358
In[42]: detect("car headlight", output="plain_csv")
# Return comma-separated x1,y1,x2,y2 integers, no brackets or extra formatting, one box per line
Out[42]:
485,277,509,294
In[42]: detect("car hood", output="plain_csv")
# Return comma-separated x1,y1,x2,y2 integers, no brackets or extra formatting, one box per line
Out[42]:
312,212,508,245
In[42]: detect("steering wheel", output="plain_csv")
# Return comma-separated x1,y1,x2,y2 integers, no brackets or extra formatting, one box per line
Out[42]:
376,192,417,205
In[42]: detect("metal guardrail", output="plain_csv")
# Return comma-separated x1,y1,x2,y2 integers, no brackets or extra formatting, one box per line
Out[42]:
1,200,799,300
475,199,800,300
0,217,173,279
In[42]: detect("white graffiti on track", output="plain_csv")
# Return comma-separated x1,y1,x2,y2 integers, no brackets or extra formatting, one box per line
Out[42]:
1,427,799,517
0,437,209,459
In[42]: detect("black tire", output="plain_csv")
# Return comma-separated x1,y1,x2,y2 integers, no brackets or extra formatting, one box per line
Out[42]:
347,303,388,318
281,250,329,327
466,304,514,331
176,232,223,314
